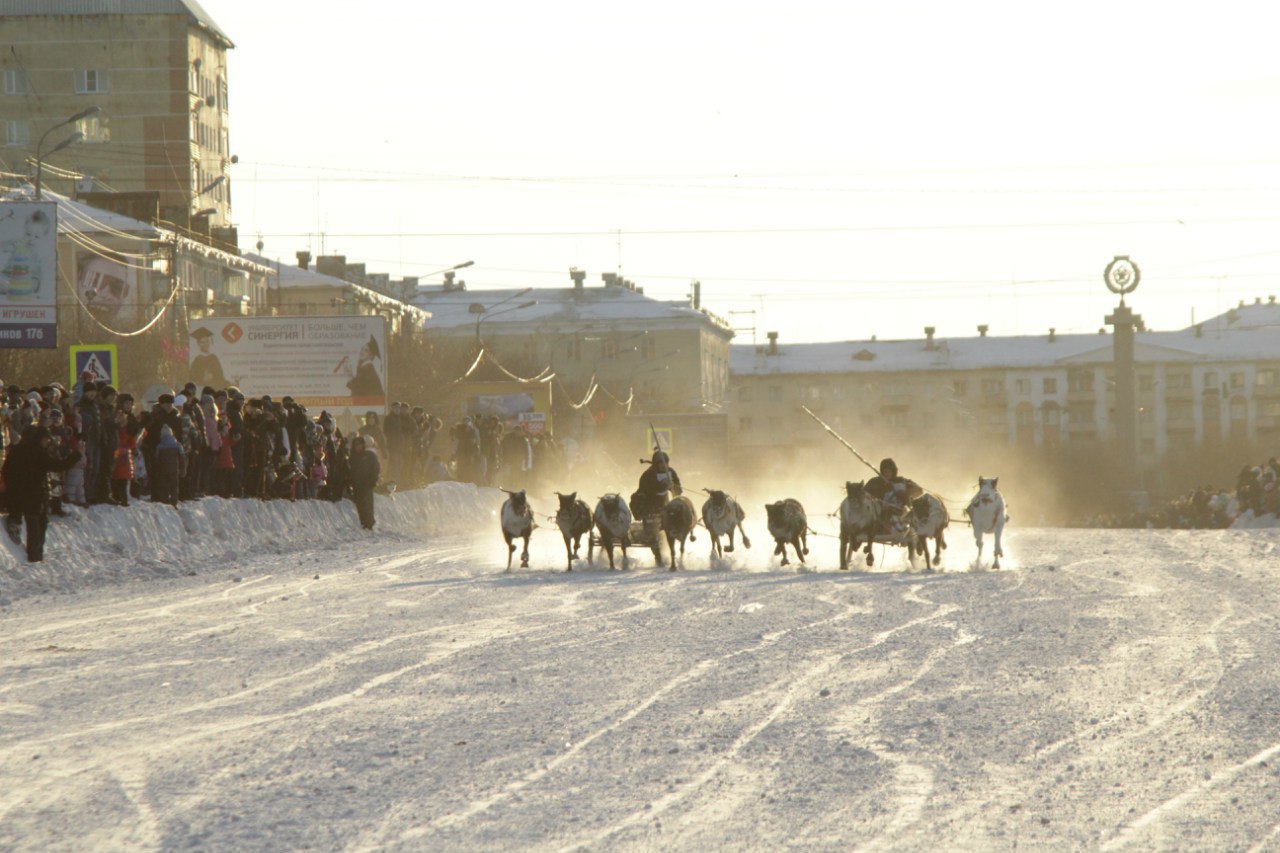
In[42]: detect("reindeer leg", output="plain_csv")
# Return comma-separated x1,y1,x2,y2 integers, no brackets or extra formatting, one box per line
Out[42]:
840,531,850,570
724,529,734,554
739,524,750,549
793,536,805,565
521,535,530,568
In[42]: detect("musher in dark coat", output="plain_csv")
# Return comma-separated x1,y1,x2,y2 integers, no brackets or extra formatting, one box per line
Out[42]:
865,457,923,534
1,425,83,562
630,450,682,519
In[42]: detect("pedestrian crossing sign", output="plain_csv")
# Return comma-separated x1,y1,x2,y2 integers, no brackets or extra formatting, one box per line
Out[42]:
70,344,119,388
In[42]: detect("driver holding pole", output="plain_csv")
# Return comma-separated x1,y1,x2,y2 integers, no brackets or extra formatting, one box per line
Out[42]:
865,457,922,535
630,448,682,519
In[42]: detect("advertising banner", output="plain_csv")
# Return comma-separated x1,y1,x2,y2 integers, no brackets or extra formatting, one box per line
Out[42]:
186,315,387,415
76,250,139,325
0,200,57,348
459,380,553,433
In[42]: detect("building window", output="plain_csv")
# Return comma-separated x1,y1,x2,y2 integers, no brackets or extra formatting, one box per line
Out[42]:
767,385,782,402
982,378,1001,395
1068,370,1093,393
807,385,821,400
885,412,907,427
952,379,967,397
602,338,618,360
737,386,752,402
1068,403,1092,425
77,115,109,144
1204,372,1218,391
1167,402,1191,421
4,120,29,146
1230,371,1246,389
1138,374,1154,391
3,69,28,95
1043,377,1058,394
1015,378,1030,395
75,69,109,94
1167,372,1191,390
1257,369,1278,387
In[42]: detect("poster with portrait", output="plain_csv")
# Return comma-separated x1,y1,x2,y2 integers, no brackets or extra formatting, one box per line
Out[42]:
186,315,387,415
76,251,139,325
0,200,57,348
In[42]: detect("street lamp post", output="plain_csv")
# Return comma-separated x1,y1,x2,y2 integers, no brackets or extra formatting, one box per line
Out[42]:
34,106,99,199
474,296,537,345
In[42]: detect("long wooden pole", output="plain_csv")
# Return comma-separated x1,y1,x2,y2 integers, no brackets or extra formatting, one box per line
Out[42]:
801,405,880,476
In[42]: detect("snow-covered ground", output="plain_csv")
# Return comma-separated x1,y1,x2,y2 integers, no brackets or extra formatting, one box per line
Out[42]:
3,485,1280,851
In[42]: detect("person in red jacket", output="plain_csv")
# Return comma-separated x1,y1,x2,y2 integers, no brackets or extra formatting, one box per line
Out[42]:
110,409,136,506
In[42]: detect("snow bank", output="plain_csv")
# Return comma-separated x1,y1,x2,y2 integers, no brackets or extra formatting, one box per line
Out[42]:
0,482,499,605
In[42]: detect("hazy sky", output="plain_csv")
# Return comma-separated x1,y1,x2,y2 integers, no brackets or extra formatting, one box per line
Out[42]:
215,1,1280,344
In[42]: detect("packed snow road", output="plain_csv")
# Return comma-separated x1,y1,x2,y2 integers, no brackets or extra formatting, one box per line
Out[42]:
3,522,1280,852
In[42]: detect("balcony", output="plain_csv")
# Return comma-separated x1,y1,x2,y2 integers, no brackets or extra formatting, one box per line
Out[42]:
1066,388,1096,403
1163,388,1194,402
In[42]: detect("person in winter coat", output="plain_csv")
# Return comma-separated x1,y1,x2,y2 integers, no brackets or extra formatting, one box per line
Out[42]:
110,409,136,506
347,434,381,530
0,425,83,562
151,424,185,506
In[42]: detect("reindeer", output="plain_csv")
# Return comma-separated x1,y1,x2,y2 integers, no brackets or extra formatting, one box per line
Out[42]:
701,489,751,559
593,493,632,570
554,492,594,572
765,498,809,566
662,495,697,570
838,481,881,569
500,489,534,571
965,477,1007,569
909,492,949,569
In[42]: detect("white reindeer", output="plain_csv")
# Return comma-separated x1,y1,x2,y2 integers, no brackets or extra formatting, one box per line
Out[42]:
500,489,534,571
965,477,1007,569
701,489,751,559
593,494,632,570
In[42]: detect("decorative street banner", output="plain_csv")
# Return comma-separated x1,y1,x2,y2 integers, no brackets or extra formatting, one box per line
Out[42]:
70,344,119,388
0,200,58,348
186,315,388,415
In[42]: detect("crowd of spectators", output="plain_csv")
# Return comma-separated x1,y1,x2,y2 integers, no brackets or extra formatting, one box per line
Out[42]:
0,371,579,561
1079,457,1279,529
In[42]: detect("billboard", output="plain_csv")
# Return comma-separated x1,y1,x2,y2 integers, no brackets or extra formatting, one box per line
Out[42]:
186,315,388,415
76,251,139,325
0,200,57,348
459,380,553,433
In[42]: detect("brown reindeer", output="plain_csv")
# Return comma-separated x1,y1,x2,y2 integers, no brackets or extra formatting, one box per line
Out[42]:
554,491,594,572
662,495,697,570
766,498,809,566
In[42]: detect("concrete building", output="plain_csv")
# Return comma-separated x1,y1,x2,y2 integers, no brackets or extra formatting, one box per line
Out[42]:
409,271,735,460
0,0,235,234
730,306,1280,498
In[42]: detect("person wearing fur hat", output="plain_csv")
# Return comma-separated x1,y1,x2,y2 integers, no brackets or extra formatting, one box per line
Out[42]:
347,434,381,530
1,425,82,562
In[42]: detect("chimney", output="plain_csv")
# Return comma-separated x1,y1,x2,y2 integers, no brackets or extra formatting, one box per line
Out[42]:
924,326,936,351
316,255,347,279
767,331,779,355
1049,327,1056,343
977,324,989,337
1195,323,1203,338
602,272,619,288
442,271,466,291
1270,295,1276,304
295,250,311,269
399,276,418,299
569,267,586,293
691,280,702,310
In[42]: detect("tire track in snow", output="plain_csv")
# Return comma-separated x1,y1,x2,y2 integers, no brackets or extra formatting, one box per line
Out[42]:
554,603,967,853
0,582,676,825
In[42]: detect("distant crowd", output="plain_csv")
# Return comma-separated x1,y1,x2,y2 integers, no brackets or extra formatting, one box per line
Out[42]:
0,371,567,561
1080,457,1279,529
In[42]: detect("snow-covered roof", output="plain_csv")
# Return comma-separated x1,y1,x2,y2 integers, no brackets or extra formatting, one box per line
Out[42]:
733,308,1280,377
0,0,233,47
244,252,432,322
410,284,732,335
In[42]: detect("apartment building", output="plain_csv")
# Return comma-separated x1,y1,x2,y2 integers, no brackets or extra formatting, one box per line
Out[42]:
0,1,234,231
730,302,1280,488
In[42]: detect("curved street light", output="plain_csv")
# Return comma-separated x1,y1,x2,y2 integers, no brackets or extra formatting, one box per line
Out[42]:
34,106,99,199
475,297,537,344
